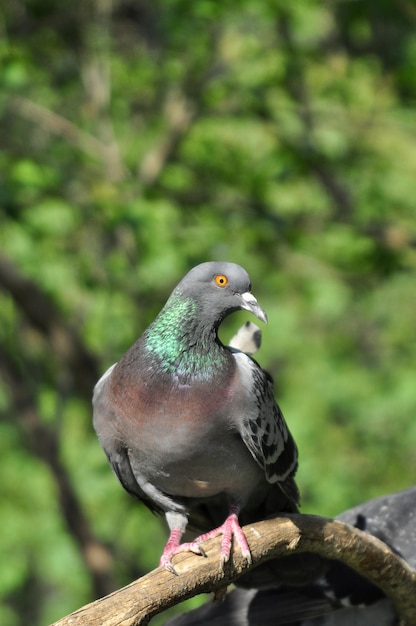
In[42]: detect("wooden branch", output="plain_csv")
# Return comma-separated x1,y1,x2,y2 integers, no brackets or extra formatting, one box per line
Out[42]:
50,514,416,626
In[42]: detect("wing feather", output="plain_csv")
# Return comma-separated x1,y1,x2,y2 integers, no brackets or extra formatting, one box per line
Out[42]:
232,350,299,502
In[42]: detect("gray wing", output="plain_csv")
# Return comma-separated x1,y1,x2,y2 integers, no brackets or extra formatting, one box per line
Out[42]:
163,587,395,626
92,364,161,512
232,350,299,500
92,364,186,518
163,587,337,626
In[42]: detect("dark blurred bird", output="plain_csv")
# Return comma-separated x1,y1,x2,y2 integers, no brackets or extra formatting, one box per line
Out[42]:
163,486,416,626
93,262,318,581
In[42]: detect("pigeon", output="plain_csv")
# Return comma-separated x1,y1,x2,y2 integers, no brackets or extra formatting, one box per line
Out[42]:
228,321,262,356
163,486,416,625
93,262,317,581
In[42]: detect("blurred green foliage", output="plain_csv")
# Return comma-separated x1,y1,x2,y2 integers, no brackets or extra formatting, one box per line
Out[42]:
0,0,416,624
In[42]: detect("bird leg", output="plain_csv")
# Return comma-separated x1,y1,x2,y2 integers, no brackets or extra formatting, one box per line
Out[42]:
159,528,206,574
193,505,252,566
160,506,251,573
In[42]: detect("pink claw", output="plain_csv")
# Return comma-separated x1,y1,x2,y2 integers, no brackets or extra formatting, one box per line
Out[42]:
159,528,205,574
196,506,252,565
160,506,251,573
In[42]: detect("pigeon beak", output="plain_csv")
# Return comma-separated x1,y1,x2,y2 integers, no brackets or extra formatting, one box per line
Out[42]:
240,292,268,324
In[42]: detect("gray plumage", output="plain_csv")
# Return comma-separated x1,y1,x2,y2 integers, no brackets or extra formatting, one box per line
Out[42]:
93,262,313,580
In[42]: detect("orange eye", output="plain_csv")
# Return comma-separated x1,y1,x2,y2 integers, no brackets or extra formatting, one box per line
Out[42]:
215,274,228,287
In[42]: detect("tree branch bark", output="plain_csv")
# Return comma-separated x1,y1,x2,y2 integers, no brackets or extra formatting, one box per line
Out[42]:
50,514,416,626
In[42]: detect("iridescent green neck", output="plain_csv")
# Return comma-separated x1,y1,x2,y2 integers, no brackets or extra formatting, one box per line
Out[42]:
143,294,227,378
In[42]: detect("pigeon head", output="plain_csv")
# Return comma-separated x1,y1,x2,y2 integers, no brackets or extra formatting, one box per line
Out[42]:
170,262,268,327
141,262,267,379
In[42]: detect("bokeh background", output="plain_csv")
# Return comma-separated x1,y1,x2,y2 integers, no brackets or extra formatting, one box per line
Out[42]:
1,1,416,624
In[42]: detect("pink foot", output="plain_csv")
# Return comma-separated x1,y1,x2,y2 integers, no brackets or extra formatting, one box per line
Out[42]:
196,506,252,566
159,528,205,574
